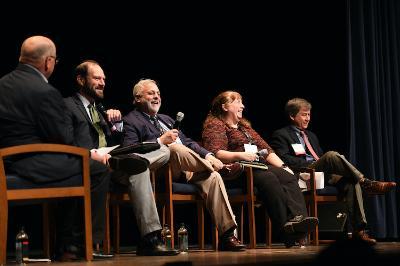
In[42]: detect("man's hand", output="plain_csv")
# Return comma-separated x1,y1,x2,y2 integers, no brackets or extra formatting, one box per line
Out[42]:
106,109,122,123
159,129,179,145
205,154,224,171
90,149,111,165
283,166,294,175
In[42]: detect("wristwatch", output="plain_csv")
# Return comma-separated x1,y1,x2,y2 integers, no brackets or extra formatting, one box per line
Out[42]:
281,164,288,168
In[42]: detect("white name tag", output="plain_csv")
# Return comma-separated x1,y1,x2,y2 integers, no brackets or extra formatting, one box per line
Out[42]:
244,143,258,154
291,143,306,155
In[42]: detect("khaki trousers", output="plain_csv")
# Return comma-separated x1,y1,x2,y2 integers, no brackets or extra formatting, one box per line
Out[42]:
168,144,236,235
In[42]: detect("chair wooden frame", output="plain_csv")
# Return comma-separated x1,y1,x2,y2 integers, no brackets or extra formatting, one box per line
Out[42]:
301,167,338,245
105,164,206,253
0,144,93,264
219,166,272,249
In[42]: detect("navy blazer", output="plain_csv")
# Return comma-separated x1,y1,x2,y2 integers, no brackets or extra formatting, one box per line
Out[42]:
64,94,122,149
270,126,324,170
123,109,210,158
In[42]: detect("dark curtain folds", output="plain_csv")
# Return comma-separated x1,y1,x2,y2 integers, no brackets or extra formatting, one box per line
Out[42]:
347,0,400,238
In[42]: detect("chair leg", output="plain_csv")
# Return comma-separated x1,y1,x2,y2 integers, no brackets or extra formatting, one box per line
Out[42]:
0,202,8,264
103,193,111,254
239,204,244,242
112,203,121,254
197,201,204,250
248,201,256,249
309,199,319,245
83,196,93,261
212,226,218,250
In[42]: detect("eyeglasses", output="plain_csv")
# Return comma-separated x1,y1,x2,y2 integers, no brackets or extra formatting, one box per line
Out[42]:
48,56,60,65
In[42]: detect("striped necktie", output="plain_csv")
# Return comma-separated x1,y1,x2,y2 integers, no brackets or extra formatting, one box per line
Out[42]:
300,130,319,160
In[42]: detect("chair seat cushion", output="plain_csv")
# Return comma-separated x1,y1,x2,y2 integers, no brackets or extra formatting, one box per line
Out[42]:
303,185,338,196
6,174,83,189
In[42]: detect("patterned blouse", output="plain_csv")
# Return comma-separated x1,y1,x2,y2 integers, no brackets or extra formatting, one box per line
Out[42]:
202,116,274,158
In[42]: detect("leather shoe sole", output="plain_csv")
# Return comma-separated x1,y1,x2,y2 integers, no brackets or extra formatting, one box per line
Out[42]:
93,252,115,259
109,154,149,175
284,217,319,234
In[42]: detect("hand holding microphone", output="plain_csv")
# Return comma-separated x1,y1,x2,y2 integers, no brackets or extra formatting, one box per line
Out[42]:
97,103,119,132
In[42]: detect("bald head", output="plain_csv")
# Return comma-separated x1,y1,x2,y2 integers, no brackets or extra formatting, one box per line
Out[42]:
19,36,57,78
19,36,56,65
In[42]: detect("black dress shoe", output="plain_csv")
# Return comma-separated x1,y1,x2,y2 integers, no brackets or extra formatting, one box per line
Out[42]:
136,236,180,256
219,235,246,251
54,244,82,262
284,216,318,234
109,153,149,175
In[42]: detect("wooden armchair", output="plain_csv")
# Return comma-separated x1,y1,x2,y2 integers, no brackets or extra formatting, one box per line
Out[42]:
105,164,208,253
300,167,339,245
0,144,93,264
216,166,272,249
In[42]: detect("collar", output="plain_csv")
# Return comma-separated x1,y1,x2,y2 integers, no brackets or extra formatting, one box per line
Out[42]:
77,93,92,108
24,64,48,83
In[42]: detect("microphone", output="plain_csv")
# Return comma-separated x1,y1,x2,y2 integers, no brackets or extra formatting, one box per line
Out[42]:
173,112,184,130
96,103,117,132
257,149,269,157
256,149,269,161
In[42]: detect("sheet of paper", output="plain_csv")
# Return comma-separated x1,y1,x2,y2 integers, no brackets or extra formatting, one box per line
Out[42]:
91,145,120,156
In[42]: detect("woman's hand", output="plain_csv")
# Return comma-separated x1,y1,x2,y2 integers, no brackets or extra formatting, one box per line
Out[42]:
240,152,258,162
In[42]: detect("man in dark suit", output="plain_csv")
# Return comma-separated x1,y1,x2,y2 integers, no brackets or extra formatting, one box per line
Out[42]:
64,61,179,256
270,98,397,245
123,79,246,251
0,36,112,260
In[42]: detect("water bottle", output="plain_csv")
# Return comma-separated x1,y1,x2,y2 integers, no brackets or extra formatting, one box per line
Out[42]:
177,223,188,252
16,227,29,264
161,224,172,249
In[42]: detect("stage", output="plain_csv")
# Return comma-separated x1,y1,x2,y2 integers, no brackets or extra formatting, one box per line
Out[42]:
7,242,400,266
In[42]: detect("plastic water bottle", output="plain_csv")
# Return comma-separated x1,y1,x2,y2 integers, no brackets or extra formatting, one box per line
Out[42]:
161,224,172,249
177,223,188,252
16,227,29,263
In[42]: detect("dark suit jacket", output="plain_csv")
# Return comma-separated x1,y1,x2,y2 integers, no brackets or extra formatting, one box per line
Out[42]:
0,64,81,182
64,94,122,149
123,109,210,158
270,126,324,170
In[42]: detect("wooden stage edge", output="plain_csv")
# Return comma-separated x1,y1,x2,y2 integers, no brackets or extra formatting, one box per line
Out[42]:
5,242,400,266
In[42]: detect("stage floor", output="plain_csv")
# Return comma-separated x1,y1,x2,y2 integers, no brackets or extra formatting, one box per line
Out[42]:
6,242,400,266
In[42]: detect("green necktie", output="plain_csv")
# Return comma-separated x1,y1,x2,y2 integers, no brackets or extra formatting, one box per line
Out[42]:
88,104,107,148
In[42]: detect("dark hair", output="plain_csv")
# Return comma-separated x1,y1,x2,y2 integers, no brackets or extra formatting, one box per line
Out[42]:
74,60,100,78
285,98,312,118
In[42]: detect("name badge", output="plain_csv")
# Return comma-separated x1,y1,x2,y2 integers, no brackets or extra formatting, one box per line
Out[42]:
244,143,258,154
291,143,306,155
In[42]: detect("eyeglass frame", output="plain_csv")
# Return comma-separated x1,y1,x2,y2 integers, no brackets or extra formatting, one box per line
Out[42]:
48,55,60,65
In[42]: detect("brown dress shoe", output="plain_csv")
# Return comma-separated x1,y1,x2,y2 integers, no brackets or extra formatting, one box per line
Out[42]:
360,179,396,195
219,235,246,251
353,230,377,245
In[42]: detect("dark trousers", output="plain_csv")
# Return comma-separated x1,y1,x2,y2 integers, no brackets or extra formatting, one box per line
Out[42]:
56,159,111,248
225,166,307,232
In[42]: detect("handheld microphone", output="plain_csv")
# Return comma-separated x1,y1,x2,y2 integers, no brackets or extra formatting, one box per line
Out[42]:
257,149,269,157
173,112,184,130
256,149,269,161
96,103,117,132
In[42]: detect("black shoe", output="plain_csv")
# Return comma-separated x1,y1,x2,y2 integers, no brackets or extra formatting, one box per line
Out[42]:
108,153,149,175
136,235,180,256
54,244,83,262
219,235,246,251
284,216,318,234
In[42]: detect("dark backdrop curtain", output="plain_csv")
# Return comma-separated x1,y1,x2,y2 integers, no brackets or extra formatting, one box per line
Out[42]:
347,0,400,238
